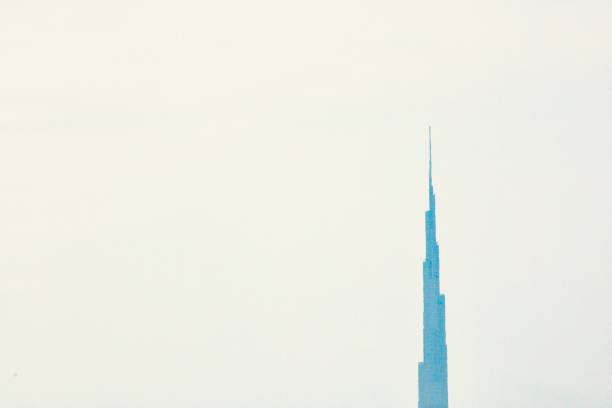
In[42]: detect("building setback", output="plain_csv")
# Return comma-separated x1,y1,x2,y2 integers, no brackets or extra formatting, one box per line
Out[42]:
418,128,449,408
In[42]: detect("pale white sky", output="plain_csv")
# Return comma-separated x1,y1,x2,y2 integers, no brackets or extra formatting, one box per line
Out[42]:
1,1,611,407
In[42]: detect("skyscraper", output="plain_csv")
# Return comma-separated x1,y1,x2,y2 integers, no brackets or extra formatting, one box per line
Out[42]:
418,127,449,408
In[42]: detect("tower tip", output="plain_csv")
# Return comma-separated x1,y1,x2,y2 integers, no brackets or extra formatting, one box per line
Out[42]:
428,126,433,188
428,126,432,162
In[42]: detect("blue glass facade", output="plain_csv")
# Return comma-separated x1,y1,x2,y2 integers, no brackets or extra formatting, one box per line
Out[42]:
418,128,449,408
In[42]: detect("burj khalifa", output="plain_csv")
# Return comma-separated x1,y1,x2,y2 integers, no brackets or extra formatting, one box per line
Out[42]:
418,127,449,408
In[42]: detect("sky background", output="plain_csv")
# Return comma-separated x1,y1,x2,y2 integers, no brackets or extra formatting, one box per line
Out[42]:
1,1,611,407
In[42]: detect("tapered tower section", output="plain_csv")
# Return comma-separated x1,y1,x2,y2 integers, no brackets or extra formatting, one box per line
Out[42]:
418,127,449,408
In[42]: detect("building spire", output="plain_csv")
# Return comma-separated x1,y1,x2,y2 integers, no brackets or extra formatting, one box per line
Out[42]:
428,126,432,188
428,126,435,209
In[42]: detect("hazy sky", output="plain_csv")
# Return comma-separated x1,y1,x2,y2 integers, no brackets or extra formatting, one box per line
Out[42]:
1,1,611,407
